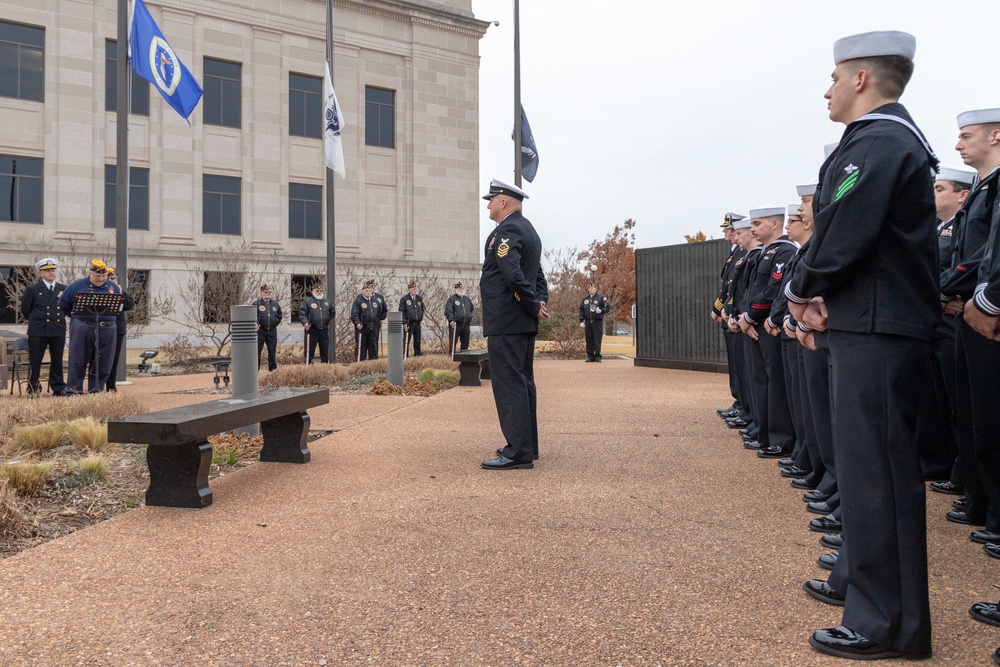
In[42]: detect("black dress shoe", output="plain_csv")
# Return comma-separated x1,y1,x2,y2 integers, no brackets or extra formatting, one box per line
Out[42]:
953,497,968,510
777,458,794,468
790,477,818,490
971,529,1000,544
930,480,963,495
970,602,1000,628
803,489,830,502
738,427,753,435
742,440,762,450
806,501,833,515
946,510,986,526
780,466,810,478
740,432,756,442
986,543,1000,560
481,456,533,470
715,406,733,414
496,449,539,461
726,419,750,429
993,647,1000,666
816,551,838,571
819,533,843,549
809,515,842,533
802,579,845,606
757,445,790,459
808,626,927,660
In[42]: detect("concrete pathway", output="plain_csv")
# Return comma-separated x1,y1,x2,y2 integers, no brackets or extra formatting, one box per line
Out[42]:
0,360,995,666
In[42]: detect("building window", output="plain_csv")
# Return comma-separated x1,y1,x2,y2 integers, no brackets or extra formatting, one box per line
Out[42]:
203,174,241,235
203,58,241,128
289,183,322,240
290,274,323,318
0,266,33,324
203,271,241,323
0,21,44,102
104,165,150,230
125,269,151,325
0,155,43,224
365,87,395,148
105,40,149,115
289,73,322,138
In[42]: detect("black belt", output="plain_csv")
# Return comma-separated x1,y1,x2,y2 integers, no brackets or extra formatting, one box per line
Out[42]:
76,320,116,327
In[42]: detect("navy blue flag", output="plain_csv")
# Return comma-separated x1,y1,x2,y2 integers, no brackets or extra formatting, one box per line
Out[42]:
128,0,203,122
518,105,539,182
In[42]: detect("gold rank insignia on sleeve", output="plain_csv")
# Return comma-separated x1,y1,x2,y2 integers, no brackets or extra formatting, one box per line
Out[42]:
497,241,509,258
514,292,520,301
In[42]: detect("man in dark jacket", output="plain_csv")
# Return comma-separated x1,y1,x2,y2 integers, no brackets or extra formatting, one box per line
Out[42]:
103,267,134,392
445,281,474,353
478,178,549,470
20,257,67,396
298,284,335,363
253,285,282,371
399,281,425,356
786,31,938,660
350,280,380,361
579,282,609,362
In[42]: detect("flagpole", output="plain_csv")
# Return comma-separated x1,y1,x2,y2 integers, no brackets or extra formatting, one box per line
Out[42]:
513,0,522,187
114,0,130,383
325,0,337,362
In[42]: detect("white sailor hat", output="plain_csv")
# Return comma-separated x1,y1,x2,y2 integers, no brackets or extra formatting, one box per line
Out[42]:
483,178,528,201
936,167,976,187
786,204,802,217
721,212,745,228
824,142,839,159
833,31,915,64
731,217,752,230
796,182,818,197
957,109,1000,129
749,205,786,219
36,258,58,270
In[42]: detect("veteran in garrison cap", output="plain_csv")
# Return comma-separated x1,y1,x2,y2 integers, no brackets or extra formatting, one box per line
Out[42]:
479,178,549,470
399,280,425,357
253,284,282,371
446,281,475,353
59,258,123,393
299,283,335,363
783,30,938,661
350,280,381,361
19,258,67,396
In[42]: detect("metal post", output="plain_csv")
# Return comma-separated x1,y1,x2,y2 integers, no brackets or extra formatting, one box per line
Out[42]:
325,0,337,361
230,305,259,436
513,0,522,187
115,0,129,383
387,311,403,387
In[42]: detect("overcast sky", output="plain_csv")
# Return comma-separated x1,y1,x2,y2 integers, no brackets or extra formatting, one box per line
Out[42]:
469,0,995,257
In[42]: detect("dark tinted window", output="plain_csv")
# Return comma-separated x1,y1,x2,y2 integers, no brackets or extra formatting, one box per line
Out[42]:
289,73,322,138
0,155,43,223
288,183,323,240
0,21,44,102
365,86,395,148
104,165,150,230
105,40,150,115
203,58,241,128
203,174,241,235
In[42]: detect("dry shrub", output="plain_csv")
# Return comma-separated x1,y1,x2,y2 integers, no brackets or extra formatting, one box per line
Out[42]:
403,354,458,373
8,422,64,456
0,392,145,446
157,334,204,368
260,363,350,389
70,455,109,480
0,478,33,539
1,462,54,496
417,368,460,384
65,418,110,453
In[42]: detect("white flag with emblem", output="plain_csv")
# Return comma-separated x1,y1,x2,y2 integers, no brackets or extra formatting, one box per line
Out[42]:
324,61,346,178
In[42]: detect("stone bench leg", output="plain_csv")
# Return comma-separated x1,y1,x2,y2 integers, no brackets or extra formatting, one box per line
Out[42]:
260,411,312,464
145,440,213,508
458,361,482,386
479,358,490,380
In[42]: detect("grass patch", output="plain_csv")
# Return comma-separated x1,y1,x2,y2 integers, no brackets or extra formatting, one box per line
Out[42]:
0,392,145,447
8,423,64,456
417,368,460,384
259,353,458,389
1,462,54,497
65,418,111,453
70,455,109,481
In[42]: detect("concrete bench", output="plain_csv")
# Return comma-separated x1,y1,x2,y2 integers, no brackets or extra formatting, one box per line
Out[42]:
107,387,329,508
453,349,490,386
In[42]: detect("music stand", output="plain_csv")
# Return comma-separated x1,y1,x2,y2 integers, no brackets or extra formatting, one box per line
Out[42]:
72,292,125,391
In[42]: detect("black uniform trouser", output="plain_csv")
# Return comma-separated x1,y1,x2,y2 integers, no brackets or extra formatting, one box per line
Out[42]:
27,334,66,395
781,338,808,468
741,333,762,429
306,328,330,363
356,325,378,361
956,318,1000,532
584,319,604,360
915,333,957,480
489,333,539,462
825,331,931,656
257,328,278,370
802,345,837,498
404,321,422,356
751,324,795,451
793,341,825,478
67,319,116,394
727,330,752,421
723,328,740,405
449,323,471,353
104,331,126,391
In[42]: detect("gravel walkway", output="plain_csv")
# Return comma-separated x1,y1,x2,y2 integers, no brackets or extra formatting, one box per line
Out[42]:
0,360,995,666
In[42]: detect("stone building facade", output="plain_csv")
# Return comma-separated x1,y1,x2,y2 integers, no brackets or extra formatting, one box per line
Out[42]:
0,0,488,344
